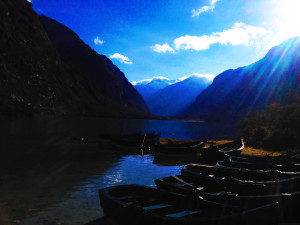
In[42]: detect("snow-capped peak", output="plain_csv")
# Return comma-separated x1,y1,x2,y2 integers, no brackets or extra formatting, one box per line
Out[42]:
132,76,171,86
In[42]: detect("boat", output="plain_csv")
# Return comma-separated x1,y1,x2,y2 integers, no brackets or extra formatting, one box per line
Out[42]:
181,164,300,192
199,138,244,161
154,175,300,222
156,174,299,203
154,174,263,196
153,140,206,159
226,153,300,164
99,184,279,225
223,158,300,172
217,161,300,174
182,163,275,181
99,131,161,150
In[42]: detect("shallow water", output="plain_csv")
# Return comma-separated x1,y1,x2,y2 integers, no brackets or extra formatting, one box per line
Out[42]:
0,153,183,225
0,116,237,225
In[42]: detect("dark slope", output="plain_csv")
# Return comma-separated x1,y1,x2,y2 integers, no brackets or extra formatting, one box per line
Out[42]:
146,75,212,117
39,15,148,115
183,37,300,123
0,0,73,115
0,0,148,117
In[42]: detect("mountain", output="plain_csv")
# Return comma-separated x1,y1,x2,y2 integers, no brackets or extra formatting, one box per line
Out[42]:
133,77,174,100
183,37,300,123
39,15,148,115
0,0,72,115
146,74,214,117
0,0,148,117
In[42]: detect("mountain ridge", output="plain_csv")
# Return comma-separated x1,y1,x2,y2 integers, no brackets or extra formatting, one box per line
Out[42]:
0,0,149,117
133,77,174,100
182,37,300,123
145,74,214,117
39,15,149,115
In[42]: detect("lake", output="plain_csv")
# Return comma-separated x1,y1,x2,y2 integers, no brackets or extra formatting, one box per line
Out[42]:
0,116,237,225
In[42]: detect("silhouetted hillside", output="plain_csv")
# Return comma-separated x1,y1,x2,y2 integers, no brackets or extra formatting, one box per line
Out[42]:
39,15,148,115
0,0,148,117
183,37,300,123
239,98,300,150
0,0,73,115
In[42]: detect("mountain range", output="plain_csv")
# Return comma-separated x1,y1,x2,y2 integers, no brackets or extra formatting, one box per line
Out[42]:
182,37,300,123
143,74,214,117
0,0,148,117
133,77,174,101
1,0,299,122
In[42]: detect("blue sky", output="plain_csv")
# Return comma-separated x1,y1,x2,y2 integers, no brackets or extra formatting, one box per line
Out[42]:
31,0,300,82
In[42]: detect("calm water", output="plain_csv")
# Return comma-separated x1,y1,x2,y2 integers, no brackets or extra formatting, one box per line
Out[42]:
0,116,237,225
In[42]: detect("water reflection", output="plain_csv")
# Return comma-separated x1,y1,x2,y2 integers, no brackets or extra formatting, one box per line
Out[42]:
7,154,181,225
0,116,237,225
0,151,119,224
0,116,237,143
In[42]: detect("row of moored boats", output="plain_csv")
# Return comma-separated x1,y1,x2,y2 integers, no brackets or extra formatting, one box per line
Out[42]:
99,132,244,160
94,132,300,224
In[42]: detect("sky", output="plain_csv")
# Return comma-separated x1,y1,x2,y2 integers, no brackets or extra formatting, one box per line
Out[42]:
31,0,300,83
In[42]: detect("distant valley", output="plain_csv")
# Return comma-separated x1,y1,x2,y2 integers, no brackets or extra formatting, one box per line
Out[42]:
133,74,214,117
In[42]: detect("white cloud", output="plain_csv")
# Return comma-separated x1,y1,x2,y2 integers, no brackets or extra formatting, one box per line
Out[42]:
174,22,269,51
151,44,175,53
94,36,104,45
192,0,221,17
109,53,133,64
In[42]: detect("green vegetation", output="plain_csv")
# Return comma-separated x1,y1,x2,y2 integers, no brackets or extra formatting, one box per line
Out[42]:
238,98,300,150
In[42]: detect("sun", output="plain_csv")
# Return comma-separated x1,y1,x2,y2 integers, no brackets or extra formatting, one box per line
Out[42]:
263,0,300,47
273,0,300,36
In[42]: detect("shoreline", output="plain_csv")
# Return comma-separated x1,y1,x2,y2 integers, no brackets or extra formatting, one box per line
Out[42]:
159,138,300,157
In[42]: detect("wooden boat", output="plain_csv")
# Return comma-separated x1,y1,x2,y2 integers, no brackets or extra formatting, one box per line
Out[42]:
200,138,244,161
217,161,300,174
155,174,263,196
155,175,300,205
181,164,300,192
223,158,300,172
99,184,279,225
182,163,274,181
181,164,268,191
153,140,206,159
100,131,161,150
227,153,300,164
155,175,300,222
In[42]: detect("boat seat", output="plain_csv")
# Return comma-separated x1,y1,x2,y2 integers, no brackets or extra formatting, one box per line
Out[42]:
120,196,157,207
119,196,135,200
143,203,172,210
165,210,200,218
173,183,187,187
